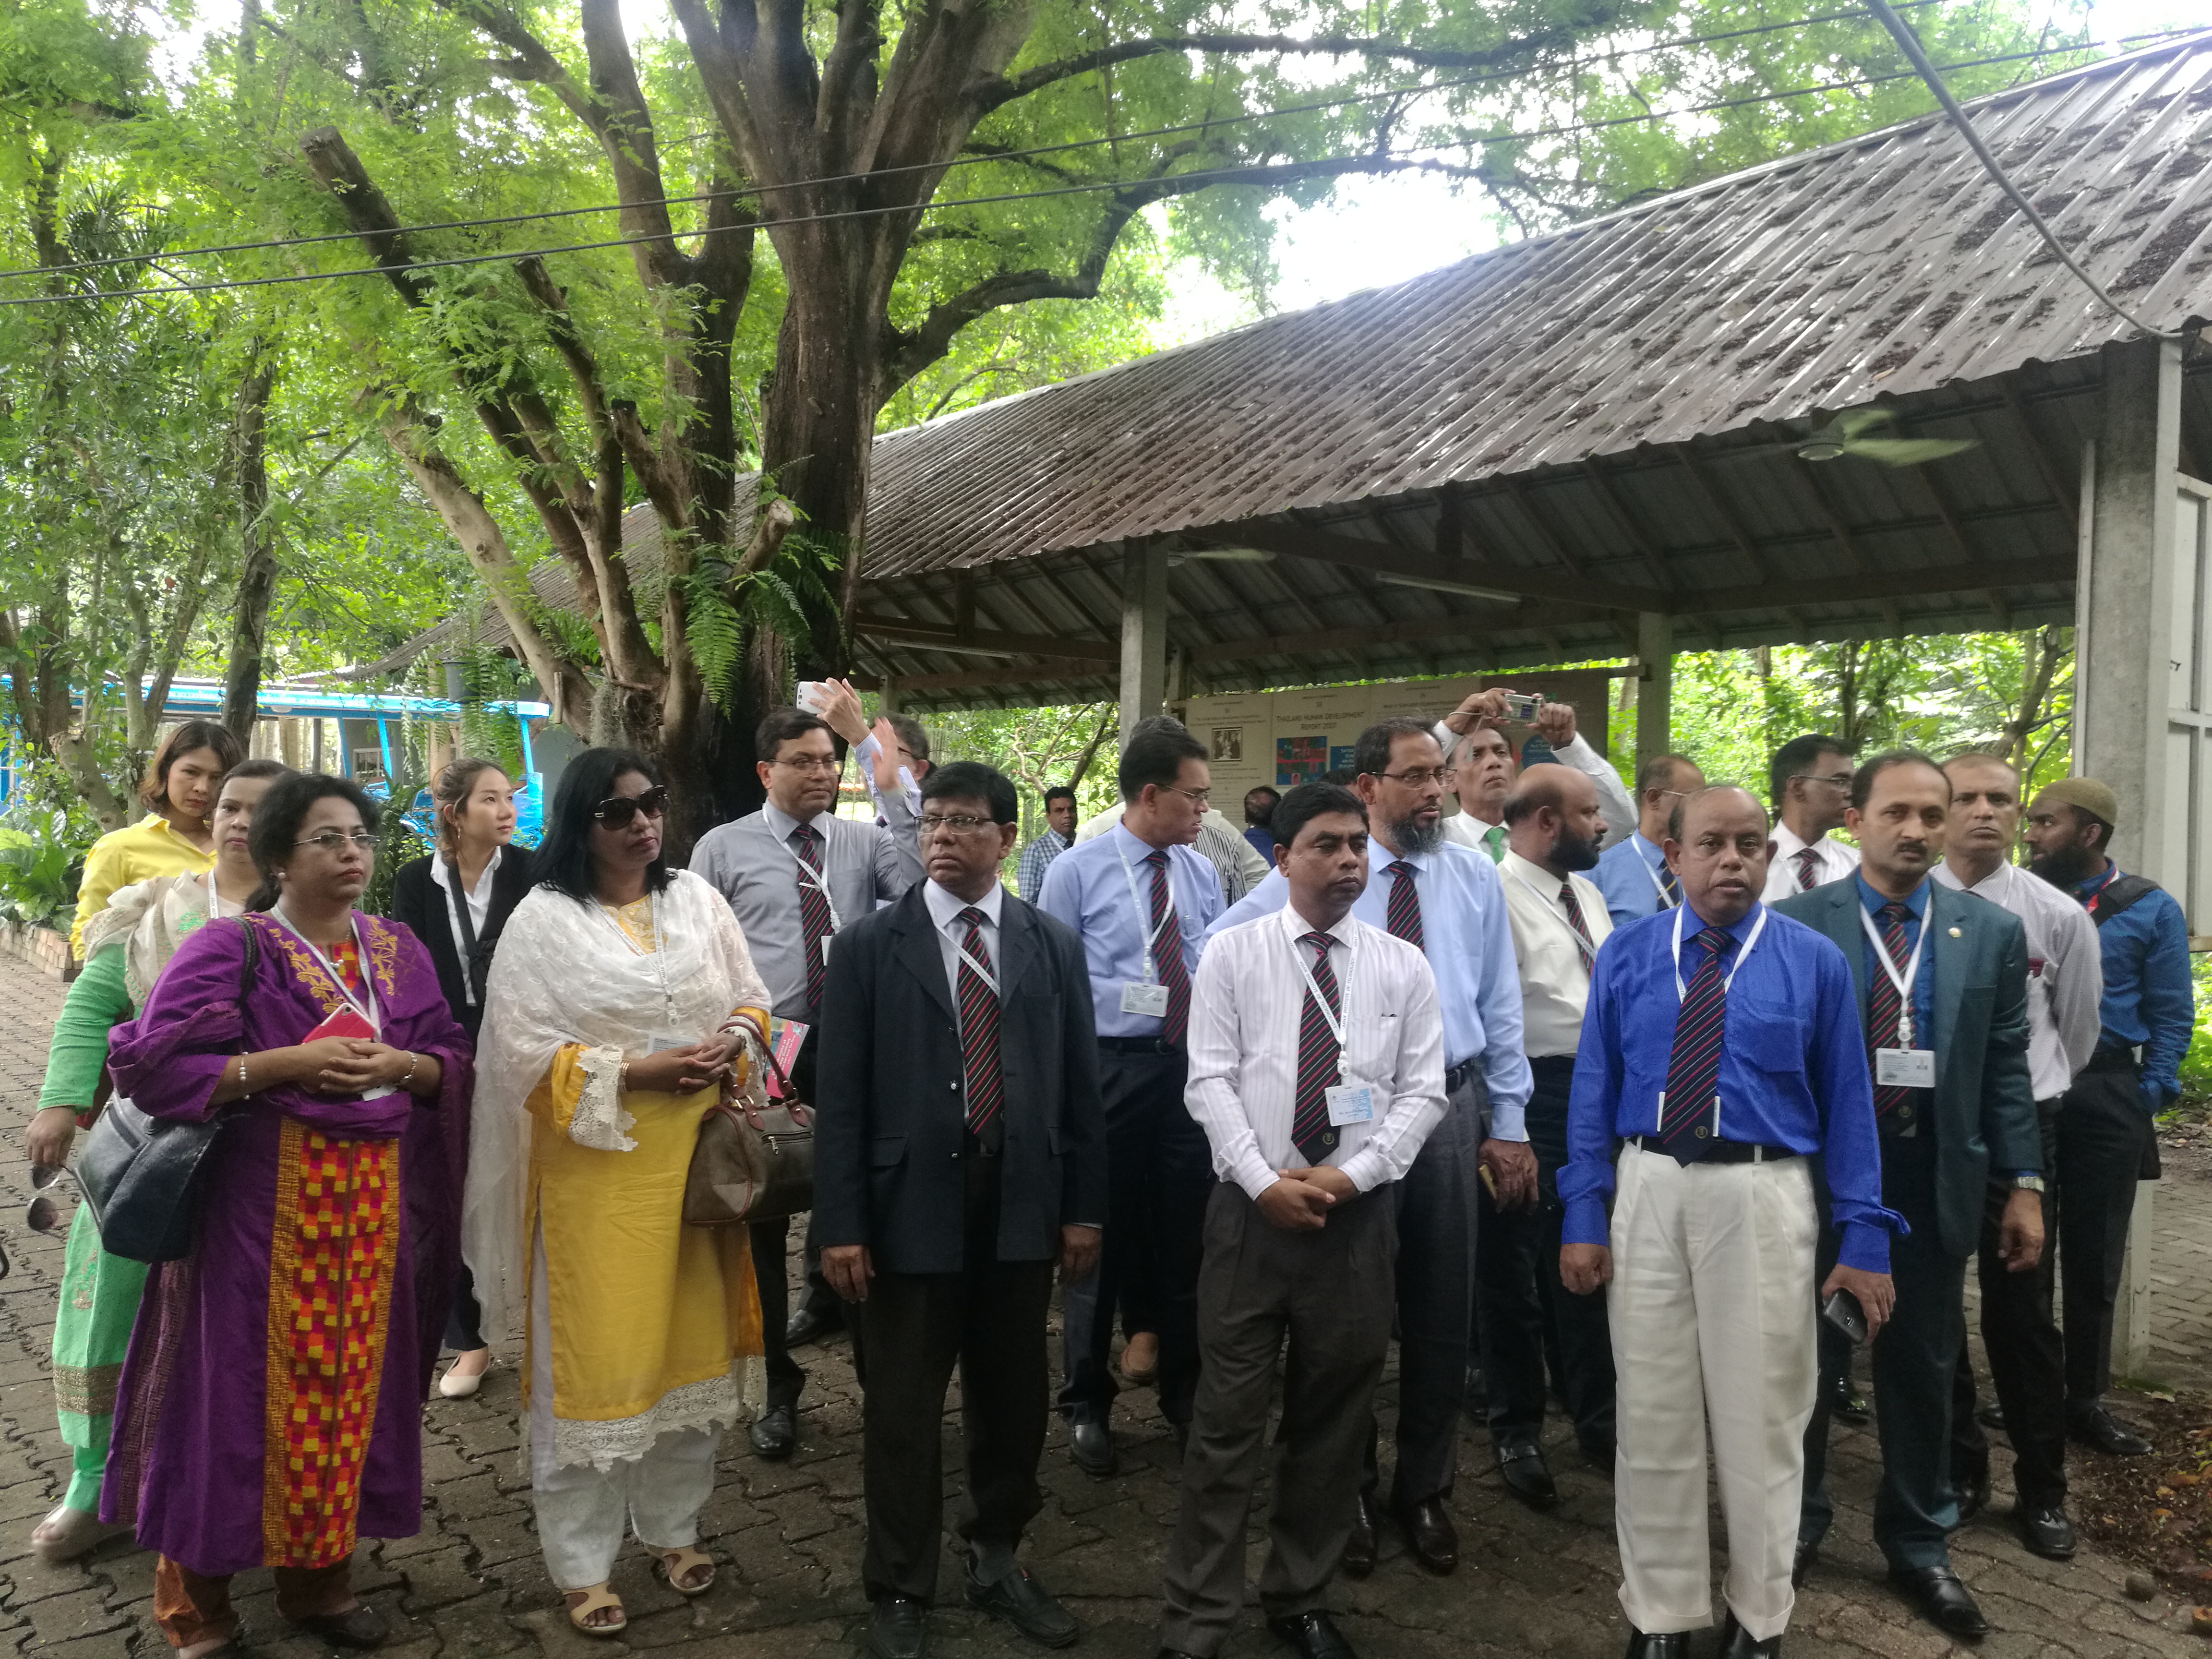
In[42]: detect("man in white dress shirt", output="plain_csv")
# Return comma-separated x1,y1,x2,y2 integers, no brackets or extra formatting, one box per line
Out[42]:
1160,782,1447,1659
1935,752,2103,1563
1482,765,1619,1497
1763,734,1861,900
1434,688,1636,855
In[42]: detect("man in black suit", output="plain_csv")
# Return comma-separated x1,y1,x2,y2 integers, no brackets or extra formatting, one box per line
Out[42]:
817,761,1109,1659
1779,751,2043,1643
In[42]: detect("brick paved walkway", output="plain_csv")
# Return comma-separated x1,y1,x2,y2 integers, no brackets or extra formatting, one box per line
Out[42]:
1,950,2208,1658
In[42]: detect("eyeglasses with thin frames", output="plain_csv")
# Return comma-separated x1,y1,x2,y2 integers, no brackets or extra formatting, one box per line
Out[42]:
1376,767,1453,787
1159,783,1212,807
294,830,377,853
919,813,1001,838
772,756,843,776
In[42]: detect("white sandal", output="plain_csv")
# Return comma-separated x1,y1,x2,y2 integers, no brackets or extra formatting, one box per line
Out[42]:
30,1503,130,1566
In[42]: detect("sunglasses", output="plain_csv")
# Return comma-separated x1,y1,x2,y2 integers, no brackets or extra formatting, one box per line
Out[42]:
592,786,670,829
25,1162,69,1239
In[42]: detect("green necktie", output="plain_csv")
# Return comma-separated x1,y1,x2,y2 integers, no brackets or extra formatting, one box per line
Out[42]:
1482,824,1505,864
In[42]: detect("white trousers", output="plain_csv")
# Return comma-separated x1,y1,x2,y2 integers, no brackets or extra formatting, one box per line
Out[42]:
527,1226,720,1591
1608,1142,1818,1641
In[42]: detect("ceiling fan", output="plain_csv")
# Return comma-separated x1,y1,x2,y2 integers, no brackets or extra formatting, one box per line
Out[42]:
1720,406,1979,468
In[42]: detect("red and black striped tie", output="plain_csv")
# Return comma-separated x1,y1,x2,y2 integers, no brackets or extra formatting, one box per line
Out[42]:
793,824,833,1017
1868,902,1914,1118
956,907,1004,1151
1145,849,1191,1046
1658,926,1731,1162
1385,860,1424,950
1794,846,1821,892
1291,930,1343,1164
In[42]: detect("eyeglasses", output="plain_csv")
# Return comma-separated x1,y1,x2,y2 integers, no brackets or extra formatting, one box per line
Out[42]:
1799,772,1854,791
919,813,1000,837
1159,784,1212,806
294,830,376,853
27,1162,71,1237
1377,767,1453,787
772,756,842,776
592,786,670,828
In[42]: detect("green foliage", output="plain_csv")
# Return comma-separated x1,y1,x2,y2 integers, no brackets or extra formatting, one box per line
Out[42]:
0,810,84,928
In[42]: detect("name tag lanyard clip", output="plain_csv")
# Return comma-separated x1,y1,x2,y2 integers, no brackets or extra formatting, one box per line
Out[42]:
1114,838,1180,989
273,906,382,1035
1286,923,1352,1077
1669,902,1768,1001
1857,902,1931,1049
786,825,844,962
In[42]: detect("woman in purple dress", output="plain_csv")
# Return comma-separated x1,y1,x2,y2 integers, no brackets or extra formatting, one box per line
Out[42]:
103,774,471,1657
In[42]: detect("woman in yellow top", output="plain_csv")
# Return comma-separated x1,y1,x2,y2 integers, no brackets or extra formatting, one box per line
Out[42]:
466,748,771,1638
70,721,244,958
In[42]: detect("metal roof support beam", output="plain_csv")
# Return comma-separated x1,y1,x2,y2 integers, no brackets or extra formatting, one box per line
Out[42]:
1121,540,1169,745
852,613,1119,662
1206,520,1661,613
1637,612,1673,765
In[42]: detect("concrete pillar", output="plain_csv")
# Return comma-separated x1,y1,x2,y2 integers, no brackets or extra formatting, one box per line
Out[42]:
878,678,901,715
1119,541,1168,745
1636,611,1674,765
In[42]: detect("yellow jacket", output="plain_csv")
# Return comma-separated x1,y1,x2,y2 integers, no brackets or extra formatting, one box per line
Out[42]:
71,816,214,960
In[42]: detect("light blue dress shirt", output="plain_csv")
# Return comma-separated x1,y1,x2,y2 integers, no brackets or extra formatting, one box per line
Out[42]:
1592,832,1673,927
1202,840,1533,1136
1037,820,1223,1038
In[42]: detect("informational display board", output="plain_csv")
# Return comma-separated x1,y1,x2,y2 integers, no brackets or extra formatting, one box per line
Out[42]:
1181,671,1615,801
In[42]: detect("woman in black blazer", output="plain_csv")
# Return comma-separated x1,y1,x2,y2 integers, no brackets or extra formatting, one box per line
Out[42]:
390,756,536,1397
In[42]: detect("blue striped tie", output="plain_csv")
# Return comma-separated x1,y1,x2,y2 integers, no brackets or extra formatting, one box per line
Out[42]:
1658,926,1732,1162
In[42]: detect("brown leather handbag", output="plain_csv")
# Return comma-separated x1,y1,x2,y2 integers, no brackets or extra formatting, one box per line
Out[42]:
682,1044,814,1226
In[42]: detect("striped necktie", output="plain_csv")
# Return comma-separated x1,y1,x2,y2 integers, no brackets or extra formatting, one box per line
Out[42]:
1145,849,1191,1045
1658,926,1731,1162
1658,858,1682,908
1291,931,1343,1164
1386,860,1424,950
1868,901,1914,1118
1793,846,1821,892
793,824,833,1016
955,907,1004,1151
1559,879,1597,969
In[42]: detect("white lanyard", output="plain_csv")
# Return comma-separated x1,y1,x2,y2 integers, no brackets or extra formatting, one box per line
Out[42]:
272,906,380,1033
1507,866,1597,965
1641,846,1677,908
783,821,844,933
1858,898,1932,1047
1670,902,1768,1000
1113,836,1179,985
597,890,676,1027
949,915,1000,996
1285,921,1351,1064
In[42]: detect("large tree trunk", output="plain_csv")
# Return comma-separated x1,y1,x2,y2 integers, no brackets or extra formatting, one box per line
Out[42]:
221,353,279,742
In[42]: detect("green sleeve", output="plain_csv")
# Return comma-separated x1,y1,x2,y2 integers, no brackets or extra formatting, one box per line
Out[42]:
37,944,132,1110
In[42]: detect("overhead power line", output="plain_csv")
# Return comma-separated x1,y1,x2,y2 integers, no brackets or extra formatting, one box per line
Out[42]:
0,25,2193,308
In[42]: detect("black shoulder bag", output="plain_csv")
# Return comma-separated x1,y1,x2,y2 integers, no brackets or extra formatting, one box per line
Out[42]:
78,916,258,1263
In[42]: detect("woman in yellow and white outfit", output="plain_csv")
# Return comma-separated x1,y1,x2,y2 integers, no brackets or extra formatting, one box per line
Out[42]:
466,749,771,1637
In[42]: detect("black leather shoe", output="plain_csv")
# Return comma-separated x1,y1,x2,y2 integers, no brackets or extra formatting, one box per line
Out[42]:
1341,1492,1377,1579
965,1563,1078,1648
1493,1433,1558,1509
1887,1565,1987,1638
785,1300,843,1347
1463,1364,1488,1422
1954,1465,1991,1525
1266,1609,1356,1659
1718,1611,1781,1658
2068,1400,2152,1457
1623,1633,1690,1659
749,1403,796,1460
290,1604,390,1649
1395,1496,1457,1575
869,1595,929,1659
1068,1416,1117,1477
1790,1539,1819,1589
1976,1399,2008,1433
1822,1371,1869,1424
2018,1504,2078,1560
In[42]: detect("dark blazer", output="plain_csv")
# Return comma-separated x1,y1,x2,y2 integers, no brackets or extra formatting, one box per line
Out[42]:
813,885,1107,1275
388,846,536,1041
1774,878,2040,1259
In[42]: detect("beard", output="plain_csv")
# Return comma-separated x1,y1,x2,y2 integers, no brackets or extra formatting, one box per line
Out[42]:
1553,824,1603,873
2030,842,2099,888
1390,811,1443,856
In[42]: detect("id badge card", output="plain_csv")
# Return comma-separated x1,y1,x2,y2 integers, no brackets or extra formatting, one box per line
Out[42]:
1121,982,1171,1018
645,1031,695,1055
1325,1083,1375,1126
1875,1047,1936,1088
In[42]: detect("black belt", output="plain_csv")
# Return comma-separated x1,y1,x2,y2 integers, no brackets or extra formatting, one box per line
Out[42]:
1098,1034,1181,1055
2084,1045,2142,1075
1445,1058,1479,1093
1624,1133,1800,1165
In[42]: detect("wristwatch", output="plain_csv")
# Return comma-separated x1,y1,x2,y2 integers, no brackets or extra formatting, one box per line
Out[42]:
2009,1175,2047,1193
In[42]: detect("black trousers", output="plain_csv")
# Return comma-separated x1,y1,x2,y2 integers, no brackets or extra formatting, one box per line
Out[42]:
1950,1100,2066,1510
858,1155,1055,1604
1802,1124,1964,1572
1058,1044,1211,1426
1472,1056,1615,1457
444,1262,485,1353
2056,1062,2154,1402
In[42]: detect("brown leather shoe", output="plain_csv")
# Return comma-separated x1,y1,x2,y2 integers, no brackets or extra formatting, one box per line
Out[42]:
1395,1496,1457,1575
1341,1491,1377,1579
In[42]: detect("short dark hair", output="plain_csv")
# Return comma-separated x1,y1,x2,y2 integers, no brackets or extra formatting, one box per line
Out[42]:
1850,749,1948,811
1271,781,1367,848
141,720,247,811
536,747,673,903
1043,785,1076,809
885,712,930,766
1353,717,1437,780
755,707,830,761
1635,752,1699,796
923,761,1017,825
1243,785,1280,828
1667,783,1761,843
245,773,379,910
223,757,294,788
1768,733,1848,807
1118,726,1208,802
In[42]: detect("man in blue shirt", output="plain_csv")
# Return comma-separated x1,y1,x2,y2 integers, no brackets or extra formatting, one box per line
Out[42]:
1206,718,1532,1578
1240,787,1279,863
1015,787,1076,903
1593,752,1705,925
1039,726,1224,1476
1562,785,1896,1659
1779,753,2043,1643
2025,775,2194,1460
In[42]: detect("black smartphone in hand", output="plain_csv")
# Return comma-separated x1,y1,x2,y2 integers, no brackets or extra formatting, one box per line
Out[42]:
1822,1286,1868,1345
